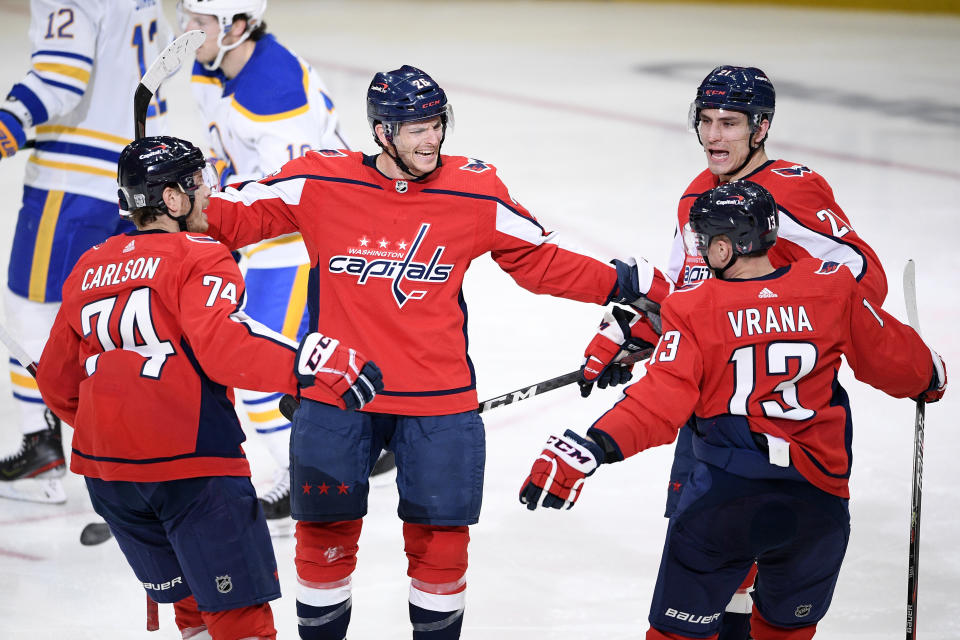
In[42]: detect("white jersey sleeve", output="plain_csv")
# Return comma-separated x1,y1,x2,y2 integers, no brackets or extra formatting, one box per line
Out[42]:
6,0,170,202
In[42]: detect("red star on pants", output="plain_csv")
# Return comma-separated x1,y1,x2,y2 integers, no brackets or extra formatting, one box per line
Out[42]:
317,483,330,494
669,481,683,493
337,483,350,495
301,482,312,494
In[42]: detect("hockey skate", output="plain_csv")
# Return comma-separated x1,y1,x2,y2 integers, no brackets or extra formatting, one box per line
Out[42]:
259,467,293,537
0,409,67,504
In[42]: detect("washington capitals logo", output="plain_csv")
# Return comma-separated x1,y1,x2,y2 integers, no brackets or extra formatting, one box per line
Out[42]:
772,165,812,178
460,158,491,173
328,223,453,308
817,260,841,275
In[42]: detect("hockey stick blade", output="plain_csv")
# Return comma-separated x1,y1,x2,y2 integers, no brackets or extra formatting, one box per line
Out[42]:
0,321,37,377
80,521,114,546
903,259,924,640
134,30,206,139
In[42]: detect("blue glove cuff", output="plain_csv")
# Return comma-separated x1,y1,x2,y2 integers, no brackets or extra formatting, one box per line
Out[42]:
562,429,605,472
0,110,27,148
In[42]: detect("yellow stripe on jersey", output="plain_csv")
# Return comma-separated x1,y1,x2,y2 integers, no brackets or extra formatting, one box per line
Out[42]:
29,155,117,178
29,191,63,302
243,234,304,258
33,62,91,84
36,125,130,146
10,371,39,390
247,408,285,423
281,264,311,339
230,63,310,122
192,74,222,86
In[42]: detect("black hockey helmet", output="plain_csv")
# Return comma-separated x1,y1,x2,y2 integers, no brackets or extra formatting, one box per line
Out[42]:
689,65,775,132
689,181,779,260
117,136,208,213
366,65,453,144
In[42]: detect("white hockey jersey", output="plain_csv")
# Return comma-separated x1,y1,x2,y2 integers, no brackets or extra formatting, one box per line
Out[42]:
190,34,348,267
9,0,170,203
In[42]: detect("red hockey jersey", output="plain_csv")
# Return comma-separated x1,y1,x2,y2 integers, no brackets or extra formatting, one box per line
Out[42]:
36,230,300,482
204,151,620,415
667,160,888,304
589,259,934,498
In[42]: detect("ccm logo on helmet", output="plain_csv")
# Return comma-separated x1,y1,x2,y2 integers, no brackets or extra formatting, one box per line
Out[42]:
422,100,441,109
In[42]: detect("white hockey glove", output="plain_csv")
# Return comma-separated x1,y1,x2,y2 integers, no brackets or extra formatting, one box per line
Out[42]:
296,332,383,410
916,350,947,403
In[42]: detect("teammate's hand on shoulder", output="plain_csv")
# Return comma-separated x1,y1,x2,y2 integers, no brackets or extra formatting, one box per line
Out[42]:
519,429,603,511
296,332,384,410
578,306,659,398
916,350,946,403
0,111,27,159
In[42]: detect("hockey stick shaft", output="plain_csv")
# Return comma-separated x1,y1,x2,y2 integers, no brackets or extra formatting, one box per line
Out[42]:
278,349,652,420
0,321,37,378
133,30,205,139
903,259,924,640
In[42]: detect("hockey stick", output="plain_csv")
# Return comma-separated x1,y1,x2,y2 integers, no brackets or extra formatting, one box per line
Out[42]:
0,321,117,544
278,348,653,420
903,259,924,640
133,30,205,140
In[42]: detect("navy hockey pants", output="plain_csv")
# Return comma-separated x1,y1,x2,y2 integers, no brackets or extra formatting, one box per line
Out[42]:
648,461,850,638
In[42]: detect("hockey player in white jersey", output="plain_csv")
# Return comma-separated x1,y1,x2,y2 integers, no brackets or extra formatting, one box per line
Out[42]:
0,0,171,504
178,0,356,535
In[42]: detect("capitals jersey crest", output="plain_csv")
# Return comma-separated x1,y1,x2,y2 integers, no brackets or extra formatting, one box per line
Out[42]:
771,165,812,178
460,158,491,173
328,222,454,308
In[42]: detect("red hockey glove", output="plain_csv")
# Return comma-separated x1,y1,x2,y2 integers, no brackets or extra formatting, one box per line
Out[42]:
916,350,947,403
578,306,659,397
519,430,604,510
296,332,384,410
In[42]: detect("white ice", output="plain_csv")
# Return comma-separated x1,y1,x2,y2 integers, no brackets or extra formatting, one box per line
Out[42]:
0,1,957,638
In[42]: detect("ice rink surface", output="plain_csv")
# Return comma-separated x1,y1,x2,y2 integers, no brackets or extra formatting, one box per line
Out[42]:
0,1,957,638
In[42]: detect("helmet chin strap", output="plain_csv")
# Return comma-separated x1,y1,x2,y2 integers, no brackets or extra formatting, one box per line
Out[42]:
164,193,195,232
706,251,738,280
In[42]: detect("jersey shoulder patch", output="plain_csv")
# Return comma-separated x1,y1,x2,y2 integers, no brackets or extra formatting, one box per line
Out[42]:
816,260,842,275
460,158,491,173
769,163,814,178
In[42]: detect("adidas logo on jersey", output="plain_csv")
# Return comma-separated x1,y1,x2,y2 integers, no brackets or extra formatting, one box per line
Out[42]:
758,287,778,298
122,240,135,253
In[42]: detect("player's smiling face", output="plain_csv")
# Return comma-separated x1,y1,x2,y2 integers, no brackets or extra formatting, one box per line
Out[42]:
698,109,767,180
392,116,443,176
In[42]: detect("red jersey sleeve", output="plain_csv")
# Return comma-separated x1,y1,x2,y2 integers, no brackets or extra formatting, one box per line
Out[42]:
36,309,83,427
843,288,934,399
587,293,704,458
203,155,313,251
178,241,299,394
479,173,618,304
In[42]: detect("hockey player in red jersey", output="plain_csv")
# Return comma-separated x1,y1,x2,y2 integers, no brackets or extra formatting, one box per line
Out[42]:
578,65,890,638
522,181,946,640
34,136,382,640
191,65,671,639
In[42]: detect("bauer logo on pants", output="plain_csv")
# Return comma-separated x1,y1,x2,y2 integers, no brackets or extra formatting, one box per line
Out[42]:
216,575,233,594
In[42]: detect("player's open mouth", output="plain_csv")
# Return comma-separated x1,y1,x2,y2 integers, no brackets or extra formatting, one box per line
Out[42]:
708,149,729,162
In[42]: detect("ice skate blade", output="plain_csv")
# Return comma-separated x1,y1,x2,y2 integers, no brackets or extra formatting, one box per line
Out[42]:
0,475,67,504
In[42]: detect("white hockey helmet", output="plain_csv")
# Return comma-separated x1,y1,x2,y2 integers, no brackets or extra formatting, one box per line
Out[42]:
177,0,267,71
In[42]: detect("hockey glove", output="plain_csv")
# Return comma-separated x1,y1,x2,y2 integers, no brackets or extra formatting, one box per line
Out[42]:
915,350,947,403
578,306,659,398
296,332,384,410
0,110,26,158
519,429,604,510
